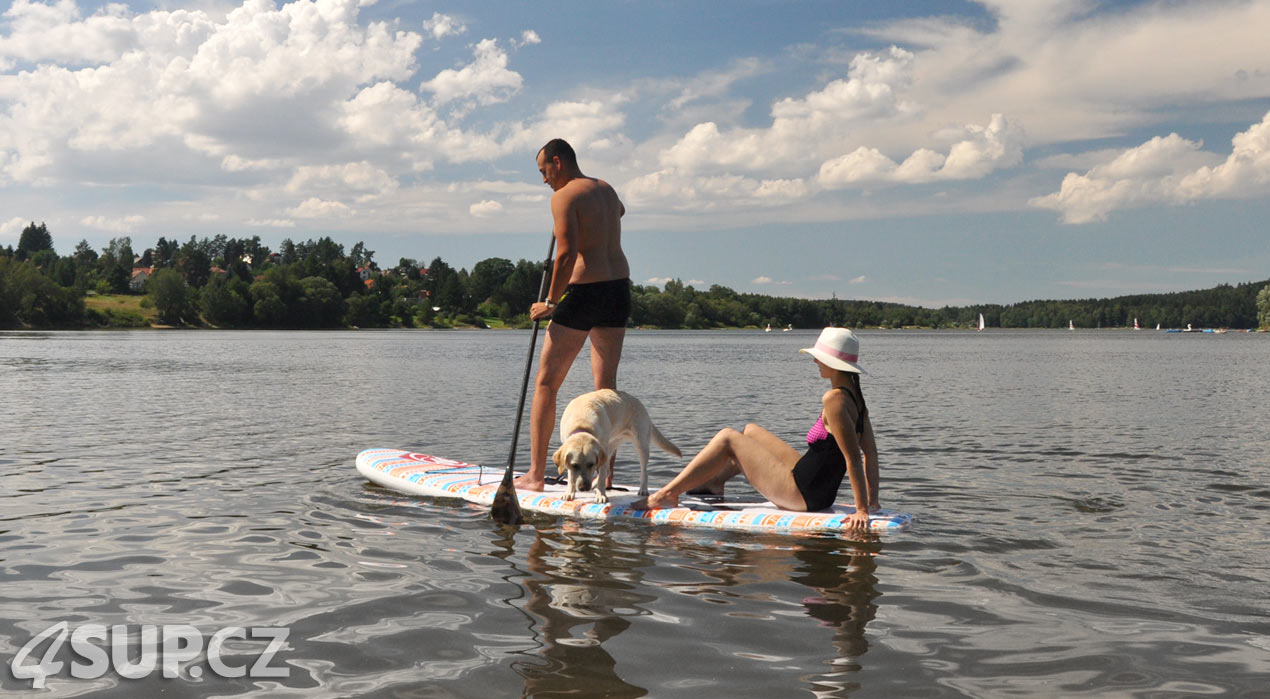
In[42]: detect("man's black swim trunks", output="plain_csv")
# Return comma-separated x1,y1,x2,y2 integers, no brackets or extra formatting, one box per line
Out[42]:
551,278,631,331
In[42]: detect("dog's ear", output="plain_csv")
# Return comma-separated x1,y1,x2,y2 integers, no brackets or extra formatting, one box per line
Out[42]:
552,446,566,475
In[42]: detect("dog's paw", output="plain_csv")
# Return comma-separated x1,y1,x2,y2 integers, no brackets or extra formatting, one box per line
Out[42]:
595,492,608,504
638,487,649,497
563,491,576,501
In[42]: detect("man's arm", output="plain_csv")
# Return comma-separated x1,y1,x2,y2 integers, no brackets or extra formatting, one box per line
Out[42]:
545,192,579,303
530,192,579,320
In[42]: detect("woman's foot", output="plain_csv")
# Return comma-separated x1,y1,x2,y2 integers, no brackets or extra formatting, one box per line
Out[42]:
640,489,679,510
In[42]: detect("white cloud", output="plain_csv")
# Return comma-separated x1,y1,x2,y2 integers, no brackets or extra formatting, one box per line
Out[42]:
247,218,296,228
657,47,916,177
515,30,540,48
423,12,465,41
818,114,1024,187
624,170,809,211
0,0,425,188
421,38,523,107
816,147,895,186
288,197,353,219
1031,112,1270,223
81,214,144,232
469,199,502,217
0,0,145,69
860,1,1270,145
850,275,868,284
222,155,282,172
1176,112,1270,200
287,162,398,201
0,216,26,239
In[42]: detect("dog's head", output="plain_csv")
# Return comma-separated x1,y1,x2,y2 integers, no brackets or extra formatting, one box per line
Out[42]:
553,432,606,492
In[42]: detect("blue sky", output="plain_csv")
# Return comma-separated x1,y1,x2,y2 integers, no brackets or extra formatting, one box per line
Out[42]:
2,0,1268,306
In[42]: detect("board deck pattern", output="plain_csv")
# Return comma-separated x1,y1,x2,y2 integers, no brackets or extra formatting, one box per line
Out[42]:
357,449,913,534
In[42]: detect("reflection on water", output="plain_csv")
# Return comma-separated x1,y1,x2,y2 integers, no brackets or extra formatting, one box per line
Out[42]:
2,330,1269,696
497,524,883,698
507,528,652,697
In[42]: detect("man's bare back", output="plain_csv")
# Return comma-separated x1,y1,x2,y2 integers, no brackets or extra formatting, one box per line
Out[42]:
551,176,629,285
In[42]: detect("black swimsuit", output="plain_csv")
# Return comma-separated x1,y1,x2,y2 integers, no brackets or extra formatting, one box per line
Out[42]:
550,278,631,331
791,386,866,511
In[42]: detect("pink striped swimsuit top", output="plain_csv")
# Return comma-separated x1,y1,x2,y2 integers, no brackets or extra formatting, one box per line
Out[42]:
806,414,830,445
805,387,867,445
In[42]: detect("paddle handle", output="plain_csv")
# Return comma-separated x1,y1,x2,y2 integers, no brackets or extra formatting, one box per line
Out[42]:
504,235,556,469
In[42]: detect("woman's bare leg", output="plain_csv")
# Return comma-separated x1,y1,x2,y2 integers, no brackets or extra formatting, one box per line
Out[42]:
742,423,800,462
643,427,805,510
688,423,798,495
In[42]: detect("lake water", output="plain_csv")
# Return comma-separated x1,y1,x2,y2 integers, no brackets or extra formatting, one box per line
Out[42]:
2,329,1268,697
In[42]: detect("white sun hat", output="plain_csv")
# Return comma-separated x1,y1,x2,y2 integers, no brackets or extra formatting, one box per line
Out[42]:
799,327,866,374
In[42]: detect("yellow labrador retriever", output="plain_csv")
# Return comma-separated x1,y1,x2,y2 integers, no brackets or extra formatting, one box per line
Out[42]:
553,389,681,502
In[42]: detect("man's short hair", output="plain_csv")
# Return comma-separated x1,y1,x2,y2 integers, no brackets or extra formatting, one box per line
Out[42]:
539,138,577,167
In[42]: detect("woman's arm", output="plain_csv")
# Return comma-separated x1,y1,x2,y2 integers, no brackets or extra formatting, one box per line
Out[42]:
822,390,870,529
858,415,879,511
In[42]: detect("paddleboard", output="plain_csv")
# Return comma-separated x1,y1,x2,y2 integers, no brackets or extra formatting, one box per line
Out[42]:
356,448,914,535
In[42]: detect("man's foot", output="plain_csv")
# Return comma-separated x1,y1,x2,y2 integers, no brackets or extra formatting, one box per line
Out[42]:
513,474,546,492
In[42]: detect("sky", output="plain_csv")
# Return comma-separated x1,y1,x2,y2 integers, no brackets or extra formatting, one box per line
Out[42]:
1,0,1269,307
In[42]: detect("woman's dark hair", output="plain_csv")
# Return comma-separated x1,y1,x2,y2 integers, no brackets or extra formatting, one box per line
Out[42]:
846,371,868,423
539,138,577,167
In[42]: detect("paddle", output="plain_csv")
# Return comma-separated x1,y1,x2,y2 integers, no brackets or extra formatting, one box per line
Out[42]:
490,235,556,525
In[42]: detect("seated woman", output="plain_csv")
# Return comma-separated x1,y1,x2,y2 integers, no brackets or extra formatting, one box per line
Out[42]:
640,327,879,530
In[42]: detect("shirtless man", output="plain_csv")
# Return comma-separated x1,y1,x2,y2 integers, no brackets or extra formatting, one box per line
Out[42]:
516,138,631,491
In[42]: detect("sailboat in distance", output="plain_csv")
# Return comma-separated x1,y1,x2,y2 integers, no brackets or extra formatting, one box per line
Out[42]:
1134,317,1140,330
1069,320,1075,331
978,313,985,332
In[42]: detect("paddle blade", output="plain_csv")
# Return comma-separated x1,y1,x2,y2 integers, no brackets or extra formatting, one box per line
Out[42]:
489,467,524,525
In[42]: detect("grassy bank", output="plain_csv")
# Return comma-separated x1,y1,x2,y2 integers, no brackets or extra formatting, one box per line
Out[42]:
84,293,158,327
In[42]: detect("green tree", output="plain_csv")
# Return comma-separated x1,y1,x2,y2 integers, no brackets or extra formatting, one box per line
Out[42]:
395,257,422,281
250,281,288,327
350,241,375,268
153,237,179,269
502,258,547,315
201,274,250,327
0,257,85,327
96,237,135,294
469,257,514,305
73,240,98,265
179,237,212,288
345,292,385,327
1257,284,1270,329
296,276,346,327
149,268,191,324
17,222,53,260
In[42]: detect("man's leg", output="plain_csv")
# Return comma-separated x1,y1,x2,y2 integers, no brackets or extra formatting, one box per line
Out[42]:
517,322,588,491
588,326,626,390
587,326,625,485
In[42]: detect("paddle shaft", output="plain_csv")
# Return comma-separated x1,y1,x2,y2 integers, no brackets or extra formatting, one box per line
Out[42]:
502,236,555,477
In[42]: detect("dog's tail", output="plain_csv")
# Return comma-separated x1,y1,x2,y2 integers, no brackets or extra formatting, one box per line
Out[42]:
650,424,682,458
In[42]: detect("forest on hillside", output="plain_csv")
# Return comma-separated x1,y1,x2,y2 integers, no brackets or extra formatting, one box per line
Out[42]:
3,222,1269,330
